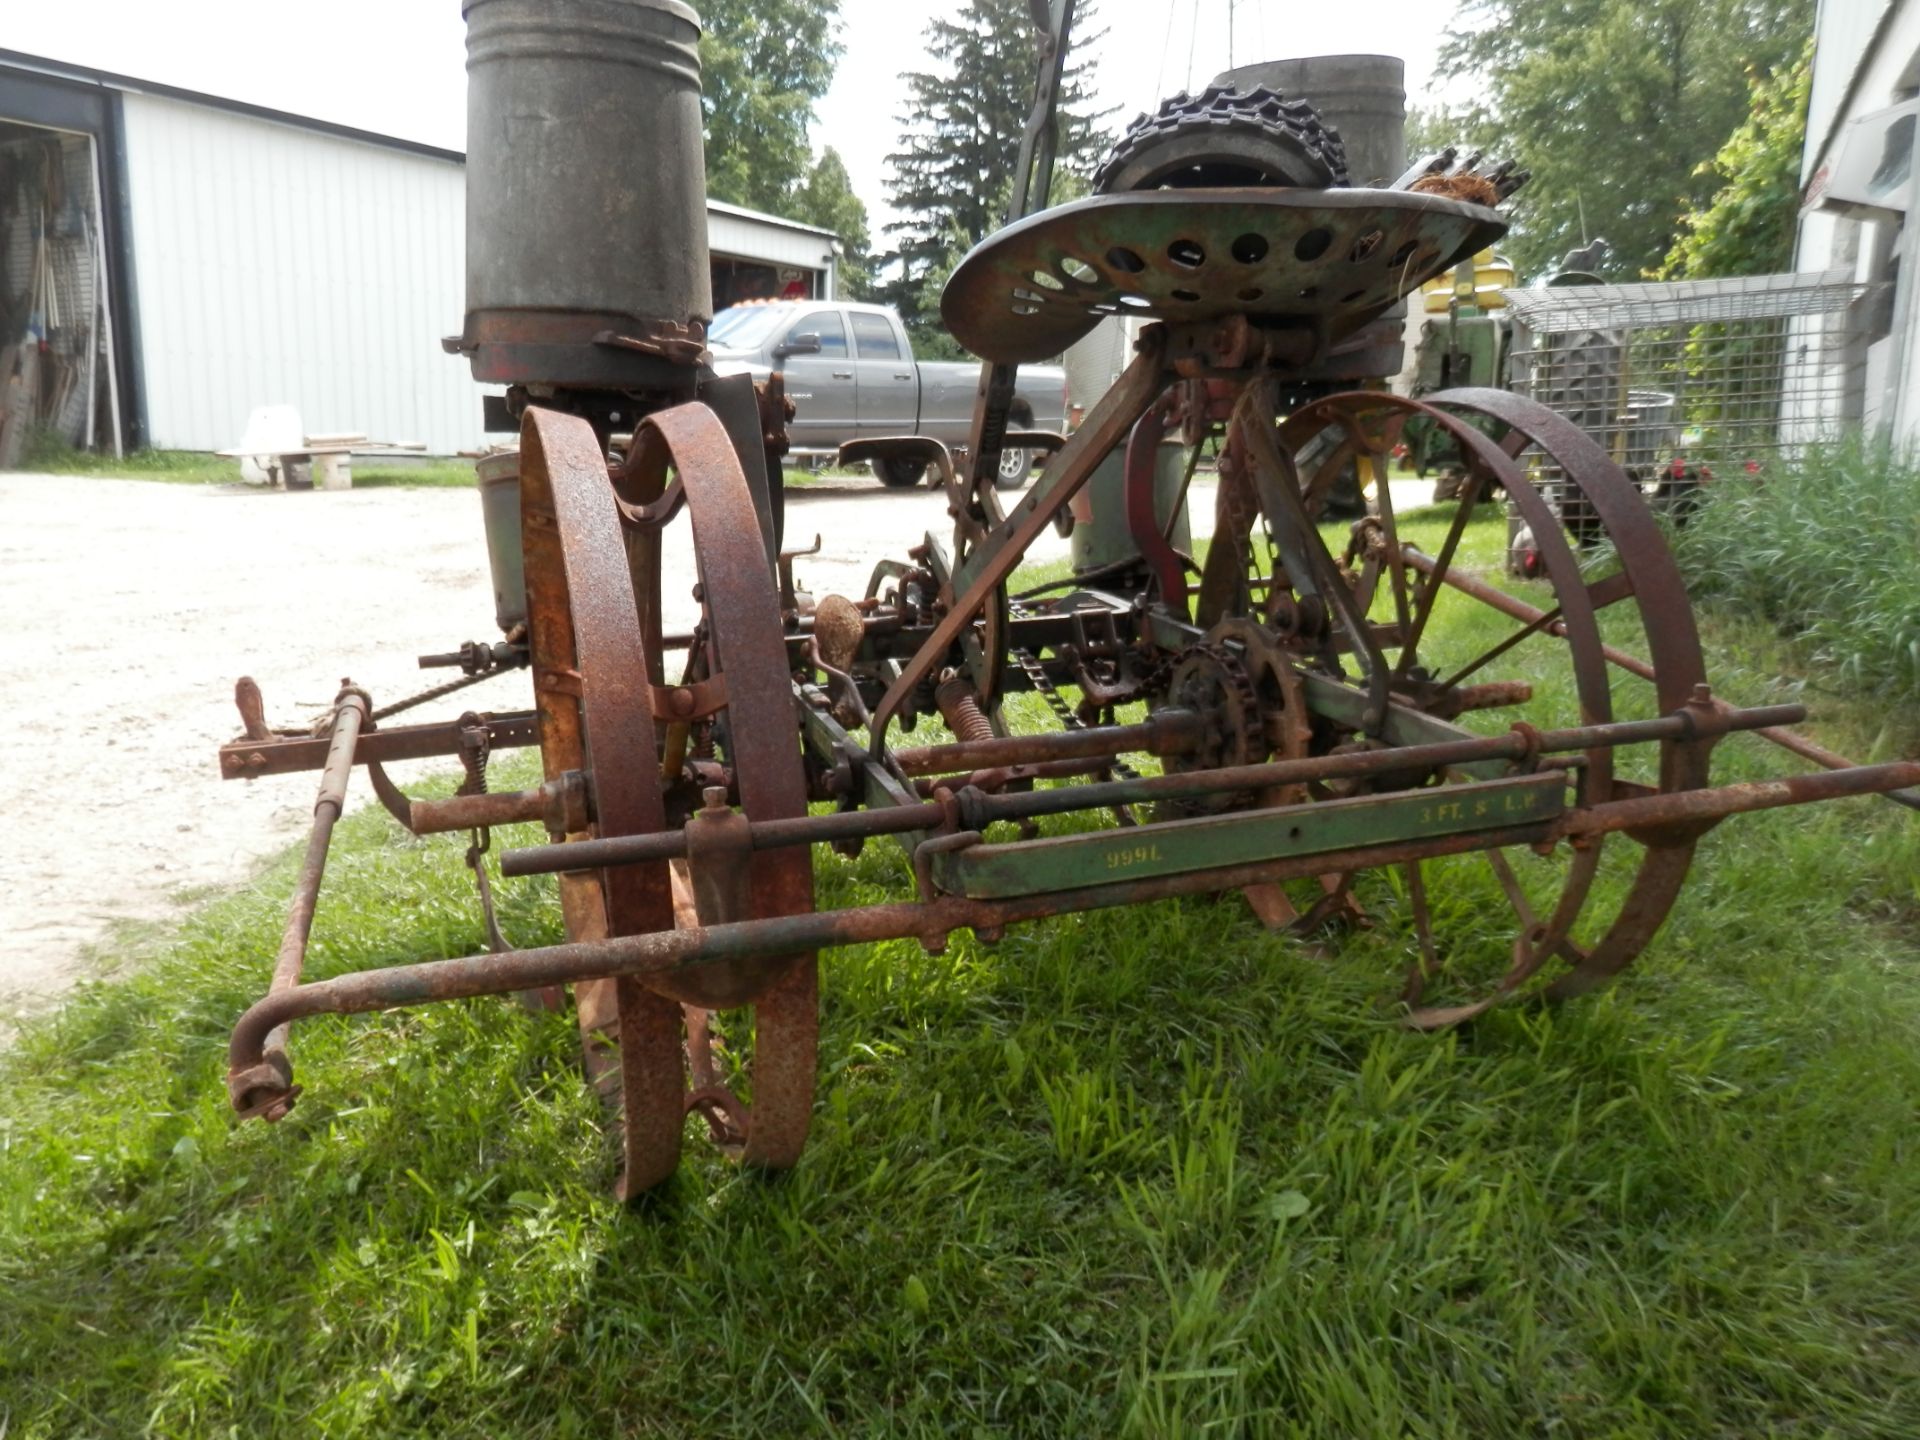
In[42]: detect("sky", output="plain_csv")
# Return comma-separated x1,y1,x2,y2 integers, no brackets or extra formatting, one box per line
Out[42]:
6,0,1468,235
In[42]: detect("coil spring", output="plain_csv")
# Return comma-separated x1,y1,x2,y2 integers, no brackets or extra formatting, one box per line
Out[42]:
935,677,995,745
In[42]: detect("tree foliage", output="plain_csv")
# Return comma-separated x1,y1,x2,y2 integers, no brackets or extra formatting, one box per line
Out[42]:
1659,41,1812,278
1437,0,1810,278
699,2,875,299
700,0,843,214
791,147,875,298
882,0,1112,326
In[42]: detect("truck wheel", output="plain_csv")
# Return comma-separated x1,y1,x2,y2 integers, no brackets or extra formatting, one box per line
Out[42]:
874,456,927,489
994,443,1032,491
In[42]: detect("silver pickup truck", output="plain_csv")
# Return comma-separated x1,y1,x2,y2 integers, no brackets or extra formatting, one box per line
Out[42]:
708,301,1068,489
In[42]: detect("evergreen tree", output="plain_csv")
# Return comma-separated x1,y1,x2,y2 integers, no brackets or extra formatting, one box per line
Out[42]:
882,0,1112,329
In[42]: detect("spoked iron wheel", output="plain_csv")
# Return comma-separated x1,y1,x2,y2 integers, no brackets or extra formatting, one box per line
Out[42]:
519,404,817,1199
1273,388,1715,1025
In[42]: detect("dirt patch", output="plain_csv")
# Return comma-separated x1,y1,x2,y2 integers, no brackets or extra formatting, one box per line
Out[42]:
0,470,1080,1027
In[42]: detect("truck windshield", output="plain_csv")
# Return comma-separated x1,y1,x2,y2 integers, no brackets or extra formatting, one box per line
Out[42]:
709,305,794,349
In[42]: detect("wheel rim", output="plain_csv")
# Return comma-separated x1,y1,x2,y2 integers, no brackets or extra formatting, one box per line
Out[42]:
619,400,819,1173
1271,389,1712,1023
519,407,685,1199
997,445,1030,486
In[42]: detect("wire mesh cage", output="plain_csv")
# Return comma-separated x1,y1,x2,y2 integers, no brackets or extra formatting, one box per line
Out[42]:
1501,270,1887,538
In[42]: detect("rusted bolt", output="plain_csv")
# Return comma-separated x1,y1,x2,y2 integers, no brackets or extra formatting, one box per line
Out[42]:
701,785,729,812
670,687,696,718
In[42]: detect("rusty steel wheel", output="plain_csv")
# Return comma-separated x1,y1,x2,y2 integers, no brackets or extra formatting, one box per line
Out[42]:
1276,389,1713,1025
617,401,818,1175
519,407,686,1199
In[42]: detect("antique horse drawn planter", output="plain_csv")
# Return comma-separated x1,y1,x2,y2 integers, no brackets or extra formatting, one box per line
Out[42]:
217,0,1920,1197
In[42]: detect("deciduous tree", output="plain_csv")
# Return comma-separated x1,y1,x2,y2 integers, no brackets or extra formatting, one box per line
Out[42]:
1437,0,1810,277
1660,42,1812,279
700,0,843,214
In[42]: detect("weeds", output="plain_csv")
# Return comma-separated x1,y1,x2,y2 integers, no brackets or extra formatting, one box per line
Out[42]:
1678,434,1920,703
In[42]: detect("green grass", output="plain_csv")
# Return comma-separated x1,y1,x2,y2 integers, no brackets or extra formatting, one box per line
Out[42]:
19,432,240,484
16,429,861,495
20,430,478,488
3,514,1919,1436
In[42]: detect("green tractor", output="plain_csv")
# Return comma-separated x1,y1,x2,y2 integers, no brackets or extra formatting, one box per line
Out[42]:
1405,241,1609,503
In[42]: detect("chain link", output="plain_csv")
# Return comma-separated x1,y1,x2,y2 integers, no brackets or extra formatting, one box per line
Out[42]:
370,666,506,723
1009,644,1143,788
454,713,512,953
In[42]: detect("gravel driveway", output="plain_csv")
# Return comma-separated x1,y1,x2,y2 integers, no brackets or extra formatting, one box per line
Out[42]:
0,469,1092,1024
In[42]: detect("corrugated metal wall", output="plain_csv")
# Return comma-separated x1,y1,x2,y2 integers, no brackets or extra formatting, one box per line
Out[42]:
708,204,835,270
1803,0,1899,180
115,91,837,455
120,91,482,454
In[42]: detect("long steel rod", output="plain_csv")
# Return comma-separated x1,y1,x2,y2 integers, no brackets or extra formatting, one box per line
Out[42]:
1560,759,1920,835
230,749,1920,1111
220,709,537,780
498,701,1810,878
231,819,1558,1106
229,684,367,1119
891,708,1200,776
408,786,547,834
1400,544,1920,810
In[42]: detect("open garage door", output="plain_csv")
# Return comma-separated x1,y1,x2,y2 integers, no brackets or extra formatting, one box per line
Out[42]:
0,119,123,465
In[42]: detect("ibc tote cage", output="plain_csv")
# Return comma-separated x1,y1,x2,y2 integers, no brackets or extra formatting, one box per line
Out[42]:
1499,270,1886,526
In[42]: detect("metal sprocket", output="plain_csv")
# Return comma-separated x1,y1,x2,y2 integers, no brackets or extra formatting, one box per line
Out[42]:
1159,642,1263,820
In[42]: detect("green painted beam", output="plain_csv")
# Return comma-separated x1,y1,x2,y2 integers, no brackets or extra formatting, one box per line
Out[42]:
1298,671,1512,780
931,770,1567,899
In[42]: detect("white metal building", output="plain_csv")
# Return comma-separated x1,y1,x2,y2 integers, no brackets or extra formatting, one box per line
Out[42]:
1796,0,1920,442
0,49,840,457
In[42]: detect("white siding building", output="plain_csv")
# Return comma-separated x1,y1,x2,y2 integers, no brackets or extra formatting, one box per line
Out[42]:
0,49,840,457
1797,0,1920,441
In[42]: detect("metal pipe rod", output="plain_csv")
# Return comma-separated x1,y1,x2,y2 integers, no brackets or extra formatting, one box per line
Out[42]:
220,709,538,780
890,708,1200,776
231,818,1558,1108
228,683,368,1119
913,756,1117,794
501,799,944,875
498,700,1809,878
408,786,548,834
1560,760,1920,838
1401,544,1920,810
963,702,1806,826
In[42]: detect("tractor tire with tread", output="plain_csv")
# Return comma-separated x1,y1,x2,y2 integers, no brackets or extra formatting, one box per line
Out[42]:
1094,84,1350,194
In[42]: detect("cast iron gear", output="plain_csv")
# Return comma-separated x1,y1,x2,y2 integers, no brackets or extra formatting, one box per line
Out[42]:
1093,84,1350,195
1158,643,1265,817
